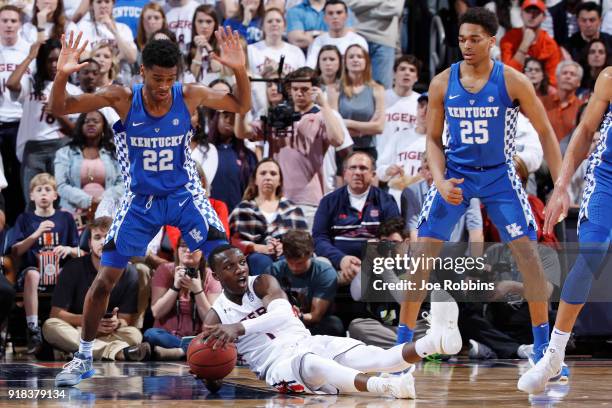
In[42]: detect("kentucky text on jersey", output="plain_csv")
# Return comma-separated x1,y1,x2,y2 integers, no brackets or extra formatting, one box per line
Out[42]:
446,106,500,118
129,135,185,148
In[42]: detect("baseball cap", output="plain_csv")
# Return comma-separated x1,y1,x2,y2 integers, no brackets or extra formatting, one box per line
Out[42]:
522,0,546,13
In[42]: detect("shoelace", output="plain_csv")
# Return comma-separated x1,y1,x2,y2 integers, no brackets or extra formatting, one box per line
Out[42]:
62,357,89,372
421,309,457,331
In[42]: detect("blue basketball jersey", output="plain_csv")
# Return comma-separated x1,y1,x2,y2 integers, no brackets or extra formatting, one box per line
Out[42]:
444,60,519,168
113,82,194,195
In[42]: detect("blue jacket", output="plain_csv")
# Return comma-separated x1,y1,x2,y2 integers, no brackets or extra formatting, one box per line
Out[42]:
312,186,400,269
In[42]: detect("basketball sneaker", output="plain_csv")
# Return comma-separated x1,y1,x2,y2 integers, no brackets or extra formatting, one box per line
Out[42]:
380,366,416,399
55,352,95,387
517,344,564,394
420,296,462,355
528,343,570,382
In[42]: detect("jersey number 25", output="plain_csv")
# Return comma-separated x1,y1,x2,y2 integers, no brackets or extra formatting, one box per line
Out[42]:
460,120,489,144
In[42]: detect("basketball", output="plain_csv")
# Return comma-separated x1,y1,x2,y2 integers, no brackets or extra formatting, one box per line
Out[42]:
187,333,237,380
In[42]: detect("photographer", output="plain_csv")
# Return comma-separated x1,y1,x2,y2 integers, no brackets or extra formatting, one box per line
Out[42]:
143,237,221,360
236,67,347,228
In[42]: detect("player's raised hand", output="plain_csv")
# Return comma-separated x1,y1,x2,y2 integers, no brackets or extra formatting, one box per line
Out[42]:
211,26,245,71
437,178,464,206
57,31,89,76
543,185,570,235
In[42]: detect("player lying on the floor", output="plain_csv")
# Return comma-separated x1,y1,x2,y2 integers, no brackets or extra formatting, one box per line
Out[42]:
201,245,462,399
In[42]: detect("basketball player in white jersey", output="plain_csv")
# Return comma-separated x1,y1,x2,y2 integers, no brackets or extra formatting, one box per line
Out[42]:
203,245,462,399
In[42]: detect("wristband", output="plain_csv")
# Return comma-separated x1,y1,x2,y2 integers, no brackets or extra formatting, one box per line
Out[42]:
37,27,45,32
170,285,180,292
192,289,204,295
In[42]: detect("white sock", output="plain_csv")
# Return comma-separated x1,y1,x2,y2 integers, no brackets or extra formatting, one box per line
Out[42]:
415,336,436,358
549,327,570,351
79,338,94,359
26,315,38,328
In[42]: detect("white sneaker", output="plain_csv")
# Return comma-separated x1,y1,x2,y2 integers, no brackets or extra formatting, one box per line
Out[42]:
380,369,416,399
517,344,533,359
421,296,462,355
517,345,564,394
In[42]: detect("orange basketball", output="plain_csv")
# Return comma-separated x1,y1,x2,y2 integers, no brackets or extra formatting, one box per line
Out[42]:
187,333,237,380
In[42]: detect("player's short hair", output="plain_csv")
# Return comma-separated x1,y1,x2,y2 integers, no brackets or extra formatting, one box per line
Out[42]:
142,39,182,69
281,230,314,259
576,1,601,18
88,217,112,233
459,7,499,37
393,55,422,74
30,173,56,192
208,244,240,271
343,150,376,171
324,0,348,13
378,217,410,240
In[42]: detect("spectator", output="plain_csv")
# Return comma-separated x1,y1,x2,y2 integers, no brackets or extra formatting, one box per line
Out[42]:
247,8,305,78
305,0,368,68
54,111,122,219
313,151,400,285
143,236,221,360
265,230,343,336
112,0,147,39
21,0,77,44
523,57,557,101
329,44,385,160
315,44,342,92
166,0,199,55
0,272,15,359
500,0,561,87
42,216,149,361
565,2,612,62
135,2,167,52
286,0,329,50
237,67,346,228
344,0,404,88
209,110,257,213
190,105,219,185
76,0,137,65
401,151,483,243
229,158,308,275
186,5,221,85
7,39,82,201
223,0,264,45
0,5,30,224
11,173,79,355
542,60,585,141
579,38,610,96
91,42,119,87
75,57,120,127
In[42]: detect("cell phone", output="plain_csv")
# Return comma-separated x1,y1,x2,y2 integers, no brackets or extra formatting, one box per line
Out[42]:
103,312,114,318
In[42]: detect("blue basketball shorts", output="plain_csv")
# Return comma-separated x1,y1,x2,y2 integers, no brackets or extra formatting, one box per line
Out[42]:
101,186,227,269
417,161,537,242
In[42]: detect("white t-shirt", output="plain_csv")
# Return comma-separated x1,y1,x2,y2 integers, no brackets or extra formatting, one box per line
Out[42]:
348,187,369,212
306,31,369,68
14,78,82,161
247,41,306,78
0,37,34,122
76,20,136,59
191,143,219,185
63,0,82,20
166,0,199,55
21,21,78,44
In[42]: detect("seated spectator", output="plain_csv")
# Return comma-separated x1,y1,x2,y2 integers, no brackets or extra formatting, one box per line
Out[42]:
523,57,557,102
8,39,82,202
305,0,368,68
190,106,219,185
54,111,122,225
42,217,149,361
112,0,147,39
542,60,585,141
223,0,264,45
313,151,400,286
11,173,79,355
230,158,308,275
329,44,385,160
315,45,342,93
186,5,222,85
21,0,78,44
166,0,200,55
248,8,305,79
136,2,168,52
265,230,343,336
565,2,612,62
500,0,561,87
579,38,610,97
144,236,221,360
209,110,257,213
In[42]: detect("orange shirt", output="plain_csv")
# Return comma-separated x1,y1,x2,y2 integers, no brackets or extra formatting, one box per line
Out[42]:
541,92,584,141
500,28,561,86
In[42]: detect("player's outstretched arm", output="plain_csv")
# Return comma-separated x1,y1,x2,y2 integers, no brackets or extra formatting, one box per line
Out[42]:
49,32,129,117
543,67,612,234
184,27,251,115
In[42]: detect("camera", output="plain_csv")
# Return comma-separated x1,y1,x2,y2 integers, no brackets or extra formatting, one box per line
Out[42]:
185,267,198,279
266,100,301,131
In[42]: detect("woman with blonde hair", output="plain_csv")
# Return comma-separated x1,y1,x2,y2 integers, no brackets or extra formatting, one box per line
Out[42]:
91,42,119,87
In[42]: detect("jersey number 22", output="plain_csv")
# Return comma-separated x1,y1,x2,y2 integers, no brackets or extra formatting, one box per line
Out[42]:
143,149,173,171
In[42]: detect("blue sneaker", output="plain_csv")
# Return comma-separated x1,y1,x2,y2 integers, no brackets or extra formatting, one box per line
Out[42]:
55,352,95,387
528,343,570,383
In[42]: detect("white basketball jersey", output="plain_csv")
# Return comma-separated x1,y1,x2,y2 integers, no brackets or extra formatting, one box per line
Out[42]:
0,37,33,123
212,276,310,377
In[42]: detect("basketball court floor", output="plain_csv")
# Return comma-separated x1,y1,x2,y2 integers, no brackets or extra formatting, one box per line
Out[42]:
1,357,611,407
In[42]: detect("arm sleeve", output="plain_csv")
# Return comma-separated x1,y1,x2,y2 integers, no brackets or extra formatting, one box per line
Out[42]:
241,298,295,335
311,264,338,301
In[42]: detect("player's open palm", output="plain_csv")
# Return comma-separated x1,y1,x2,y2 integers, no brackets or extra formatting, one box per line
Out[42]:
437,178,464,206
543,186,569,236
57,31,89,76
211,27,245,71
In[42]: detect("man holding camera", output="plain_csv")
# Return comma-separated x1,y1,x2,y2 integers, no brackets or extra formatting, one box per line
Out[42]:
237,67,347,228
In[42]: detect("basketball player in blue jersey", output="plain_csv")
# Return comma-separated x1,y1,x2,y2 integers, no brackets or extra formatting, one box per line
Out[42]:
519,67,612,394
395,7,568,379
49,30,251,387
